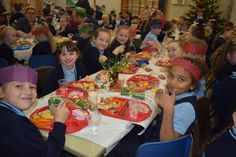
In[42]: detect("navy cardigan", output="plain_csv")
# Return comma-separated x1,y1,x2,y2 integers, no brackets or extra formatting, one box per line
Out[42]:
42,61,87,96
0,106,66,157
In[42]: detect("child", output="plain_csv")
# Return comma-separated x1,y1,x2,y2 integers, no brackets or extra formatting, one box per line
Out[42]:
57,14,76,37
32,22,57,55
211,38,236,132
105,25,131,61
107,57,204,157
100,14,114,30
83,28,111,75
42,40,87,96
0,25,17,65
212,21,234,52
0,65,71,157
76,23,93,53
140,19,162,50
167,40,184,60
200,107,236,157
182,39,208,99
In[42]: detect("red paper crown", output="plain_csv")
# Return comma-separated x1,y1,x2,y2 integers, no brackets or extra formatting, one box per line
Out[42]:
183,43,207,56
172,58,201,80
32,25,50,35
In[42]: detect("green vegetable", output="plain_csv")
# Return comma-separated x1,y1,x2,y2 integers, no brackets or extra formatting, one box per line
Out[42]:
132,91,145,100
75,99,89,110
120,88,131,96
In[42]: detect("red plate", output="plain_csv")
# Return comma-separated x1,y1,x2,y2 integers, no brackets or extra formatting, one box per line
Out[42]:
68,80,98,91
133,52,152,60
30,106,88,133
56,87,88,99
118,64,139,74
98,97,128,113
142,47,155,53
126,74,160,91
99,97,152,122
155,60,172,68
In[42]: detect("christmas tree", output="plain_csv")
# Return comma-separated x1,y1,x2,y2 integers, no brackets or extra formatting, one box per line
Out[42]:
184,0,225,30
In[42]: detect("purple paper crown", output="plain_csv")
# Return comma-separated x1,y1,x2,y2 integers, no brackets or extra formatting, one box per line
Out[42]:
0,65,38,85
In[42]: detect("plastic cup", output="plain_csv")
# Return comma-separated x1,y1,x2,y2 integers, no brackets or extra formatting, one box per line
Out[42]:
129,100,139,119
88,109,101,135
58,79,67,87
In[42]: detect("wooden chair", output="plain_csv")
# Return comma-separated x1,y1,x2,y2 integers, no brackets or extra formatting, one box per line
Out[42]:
35,66,55,98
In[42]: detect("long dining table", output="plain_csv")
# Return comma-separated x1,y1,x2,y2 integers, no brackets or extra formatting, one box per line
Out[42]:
25,50,169,157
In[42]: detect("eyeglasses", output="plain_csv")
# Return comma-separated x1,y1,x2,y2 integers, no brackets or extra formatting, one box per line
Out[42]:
27,12,36,15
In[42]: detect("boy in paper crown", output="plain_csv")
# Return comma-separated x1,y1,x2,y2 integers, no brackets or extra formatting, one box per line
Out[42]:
0,65,73,157
107,57,205,157
32,22,57,55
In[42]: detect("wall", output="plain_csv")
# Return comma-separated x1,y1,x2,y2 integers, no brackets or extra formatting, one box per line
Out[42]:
88,0,121,13
230,0,236,24
165,0,231,20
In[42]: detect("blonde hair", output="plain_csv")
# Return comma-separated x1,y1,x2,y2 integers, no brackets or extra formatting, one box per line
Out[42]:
0,25,15,44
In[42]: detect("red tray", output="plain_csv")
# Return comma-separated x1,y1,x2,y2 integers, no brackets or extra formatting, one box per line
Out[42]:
30,106,88,133
126,74,160,91
68,80,98,91
99,97,152,122
118,64,139,74
142,47,155,53
56,87,88,99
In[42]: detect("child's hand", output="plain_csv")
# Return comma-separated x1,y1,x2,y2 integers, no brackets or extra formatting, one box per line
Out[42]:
54,101,70,123
125,52,132,58
99,55,107,62
112,45,125,55
156,89,176,111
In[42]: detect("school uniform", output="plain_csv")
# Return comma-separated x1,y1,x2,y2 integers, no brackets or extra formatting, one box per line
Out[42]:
140,31,158,49
105,40,129,61
15,17,32,33
212,74,236,132
0,43,16,65
42,61,87,96
107,92,197,157
32,41,52,55
213,35,226,52
83,42,105,75
0,101,66,157
58,25,76,37
216,62,236,81
203,127,236,157
9,12,25,25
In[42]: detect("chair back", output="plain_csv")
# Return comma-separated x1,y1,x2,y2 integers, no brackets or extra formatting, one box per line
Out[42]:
192,97,212,157
135,135,192,157
0,58,9,68
35,66,55,98
29,55,57,69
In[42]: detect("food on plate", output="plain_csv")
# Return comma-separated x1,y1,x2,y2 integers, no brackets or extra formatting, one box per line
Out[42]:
138,104,149,113
97,97,127,113
134,52,152,59
72,109,88,120
72,81,97,91
96,70,109,82
158,74,166,80
73,98,96,110
155,60,172,68
31,109,54,120
117,63,138,73
144,67,153,72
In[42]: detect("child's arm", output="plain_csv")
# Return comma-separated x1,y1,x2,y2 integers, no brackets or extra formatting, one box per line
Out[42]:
156,91,182,141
